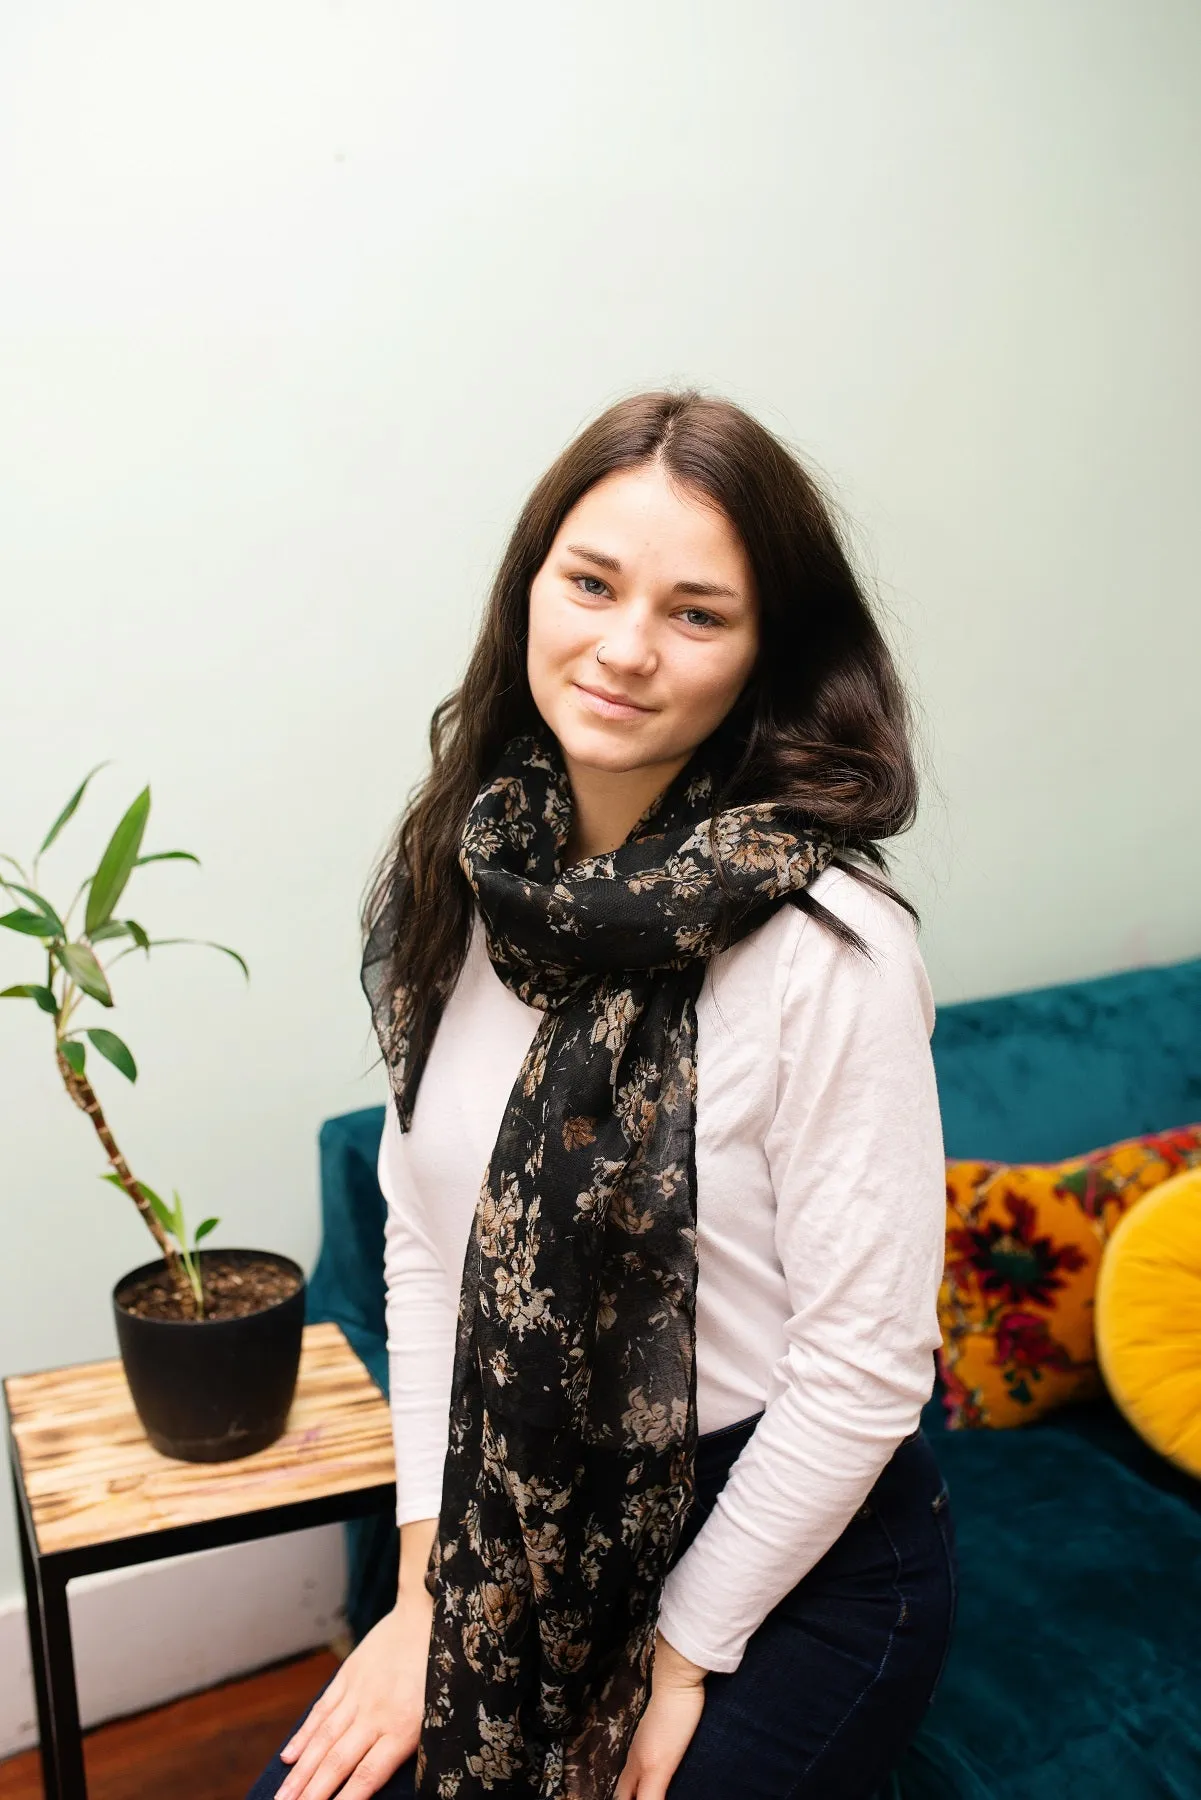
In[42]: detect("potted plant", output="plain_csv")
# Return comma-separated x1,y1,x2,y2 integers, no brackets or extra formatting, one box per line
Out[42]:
1,763,305,1462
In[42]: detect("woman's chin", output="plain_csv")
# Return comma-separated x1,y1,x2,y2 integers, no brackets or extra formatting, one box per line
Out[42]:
553,718,661,770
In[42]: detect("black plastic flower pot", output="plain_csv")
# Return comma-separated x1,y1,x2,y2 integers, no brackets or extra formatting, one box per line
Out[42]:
112,1248,306,1463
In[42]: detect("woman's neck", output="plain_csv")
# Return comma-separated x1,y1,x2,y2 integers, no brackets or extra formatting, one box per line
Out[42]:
561,750,690,866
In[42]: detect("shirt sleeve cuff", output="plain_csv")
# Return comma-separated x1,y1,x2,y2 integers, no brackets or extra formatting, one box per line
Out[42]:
654,1594,744,1675
397,1487,444,1528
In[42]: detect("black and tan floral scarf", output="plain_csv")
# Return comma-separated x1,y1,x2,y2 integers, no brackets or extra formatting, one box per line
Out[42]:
361,721,832,1799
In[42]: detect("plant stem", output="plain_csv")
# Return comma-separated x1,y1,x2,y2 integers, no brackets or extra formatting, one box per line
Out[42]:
181,1246,205,1317
53,1046,195,1315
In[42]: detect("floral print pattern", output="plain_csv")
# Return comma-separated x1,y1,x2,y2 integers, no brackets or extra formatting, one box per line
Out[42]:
946,1189,1089,1310
362,723,831,1797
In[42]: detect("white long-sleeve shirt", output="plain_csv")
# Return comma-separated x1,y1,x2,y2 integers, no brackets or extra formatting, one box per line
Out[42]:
379,863,947,1673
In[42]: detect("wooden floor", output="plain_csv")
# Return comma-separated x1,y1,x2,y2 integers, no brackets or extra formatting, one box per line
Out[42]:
0,1649,339,1800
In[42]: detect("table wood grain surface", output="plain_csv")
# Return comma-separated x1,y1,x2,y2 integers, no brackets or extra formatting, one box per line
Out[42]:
4,1321,396,1557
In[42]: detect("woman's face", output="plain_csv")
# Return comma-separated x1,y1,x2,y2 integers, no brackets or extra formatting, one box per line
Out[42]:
526,461,760,780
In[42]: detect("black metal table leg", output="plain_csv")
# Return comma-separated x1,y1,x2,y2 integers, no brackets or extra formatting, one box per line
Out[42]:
12,1464,86,1800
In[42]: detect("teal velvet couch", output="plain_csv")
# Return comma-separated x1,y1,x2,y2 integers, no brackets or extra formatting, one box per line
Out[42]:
307,953,1201,1798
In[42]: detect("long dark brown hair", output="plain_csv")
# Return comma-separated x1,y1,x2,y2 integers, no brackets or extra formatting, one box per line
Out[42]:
360,387,920,1085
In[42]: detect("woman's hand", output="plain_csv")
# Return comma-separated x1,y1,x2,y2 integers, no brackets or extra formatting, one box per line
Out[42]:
614,1630,708,1800
276,1584,433,1800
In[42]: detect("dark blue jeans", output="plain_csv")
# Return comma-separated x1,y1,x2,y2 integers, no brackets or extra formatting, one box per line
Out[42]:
249,1414,957,1799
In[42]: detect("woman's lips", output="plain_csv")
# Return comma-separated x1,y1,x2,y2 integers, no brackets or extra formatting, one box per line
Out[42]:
572,682,654,721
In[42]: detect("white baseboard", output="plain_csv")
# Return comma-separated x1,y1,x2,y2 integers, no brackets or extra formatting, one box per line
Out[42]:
0,1523,347,1761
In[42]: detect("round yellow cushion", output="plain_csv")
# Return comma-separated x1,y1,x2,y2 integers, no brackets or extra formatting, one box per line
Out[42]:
1095,1166,1201,1477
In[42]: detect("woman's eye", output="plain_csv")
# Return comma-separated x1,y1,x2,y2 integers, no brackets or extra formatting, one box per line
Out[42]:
567,578,720,629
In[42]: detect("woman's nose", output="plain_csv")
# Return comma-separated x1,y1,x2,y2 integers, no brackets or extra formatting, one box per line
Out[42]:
596,609,658,673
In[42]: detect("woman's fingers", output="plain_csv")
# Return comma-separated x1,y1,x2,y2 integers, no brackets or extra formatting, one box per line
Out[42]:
292,1725,377,1800
276,1697,360,1800
335,1736,410,1799
276,1603,427,1797
280,1674,345,1764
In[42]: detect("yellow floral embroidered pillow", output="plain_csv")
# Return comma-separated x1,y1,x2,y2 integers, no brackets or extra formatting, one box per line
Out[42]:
937,1126,1201,1429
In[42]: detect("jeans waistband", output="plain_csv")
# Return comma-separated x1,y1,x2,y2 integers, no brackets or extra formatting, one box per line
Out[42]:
693,1411,927,1493
694,1410,763,1488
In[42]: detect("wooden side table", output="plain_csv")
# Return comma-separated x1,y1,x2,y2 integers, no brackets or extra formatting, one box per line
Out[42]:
4,1320,397,1800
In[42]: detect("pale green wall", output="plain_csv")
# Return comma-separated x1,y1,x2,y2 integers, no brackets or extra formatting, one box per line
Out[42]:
2,0,1199,1606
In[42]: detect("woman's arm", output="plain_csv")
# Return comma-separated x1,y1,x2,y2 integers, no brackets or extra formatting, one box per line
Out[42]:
655,883,947,1675
380,1093,457,1528
399,1517,439,1600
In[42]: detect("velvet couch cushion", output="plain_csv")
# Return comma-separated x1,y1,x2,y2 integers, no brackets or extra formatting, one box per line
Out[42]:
1095,1166,1201,1479
932,955,1201,1164
306,1103,396,1641
886,1406,1201,1799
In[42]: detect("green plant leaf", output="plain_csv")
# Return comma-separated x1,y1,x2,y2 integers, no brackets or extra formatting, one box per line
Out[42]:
194,1216,220,1244
85,787,150,937
1,884,66,938
61,1039,85,1076
134,851,201,868
1,909,60,938
88,918,150,950
39,763,112,856
85,1028,137,1081
0,983,58,1014
138,938,250,980
145,1188,177,1239
101,1170,172,1222
119,1176,172,1233
101,1171,185,1251
57,941,114,1006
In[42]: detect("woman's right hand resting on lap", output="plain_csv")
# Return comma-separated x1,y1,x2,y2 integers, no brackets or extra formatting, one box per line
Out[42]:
276,1518,438,1800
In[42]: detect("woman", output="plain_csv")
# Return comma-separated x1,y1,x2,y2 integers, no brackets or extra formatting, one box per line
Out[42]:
250,388,956,1800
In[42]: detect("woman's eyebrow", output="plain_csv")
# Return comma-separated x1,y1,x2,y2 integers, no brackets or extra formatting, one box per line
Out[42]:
563,542,740,601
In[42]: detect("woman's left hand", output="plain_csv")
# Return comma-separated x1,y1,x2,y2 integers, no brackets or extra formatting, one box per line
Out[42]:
614,1631,708,1799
